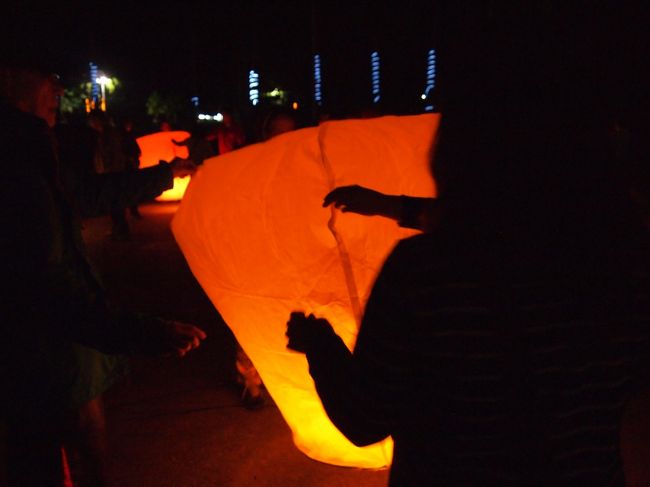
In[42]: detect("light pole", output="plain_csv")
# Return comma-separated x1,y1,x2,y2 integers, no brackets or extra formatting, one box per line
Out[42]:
95,75,109,111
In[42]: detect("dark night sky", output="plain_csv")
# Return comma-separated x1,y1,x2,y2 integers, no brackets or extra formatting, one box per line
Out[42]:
4,2,648,125
5,2,439,111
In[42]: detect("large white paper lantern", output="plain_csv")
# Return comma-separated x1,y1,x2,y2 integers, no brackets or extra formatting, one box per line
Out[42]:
172,114,440,467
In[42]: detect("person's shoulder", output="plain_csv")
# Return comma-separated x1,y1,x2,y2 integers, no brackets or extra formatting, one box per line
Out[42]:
1,104,51,164
389,233,422,255
384,233,442,272
1,103,46,135
385,231,471,283
392,232,441,258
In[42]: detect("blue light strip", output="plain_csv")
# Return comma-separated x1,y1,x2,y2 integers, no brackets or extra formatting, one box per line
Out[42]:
423,49,436,110
426,49,436,89
89,62,99,102
249,69,260,106
313,54,322,106
371,51,381,103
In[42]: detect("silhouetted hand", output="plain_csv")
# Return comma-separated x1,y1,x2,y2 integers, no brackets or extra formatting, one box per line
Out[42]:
323,185,396,217
169,157,197,178
286,311,334,353
157,320,207,357
172,137,190,147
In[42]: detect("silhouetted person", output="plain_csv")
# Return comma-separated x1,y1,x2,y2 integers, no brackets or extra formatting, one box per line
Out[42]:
260,107,298,142
159,119,172,132
88,109,132,240
216,111,245,154
172,123,218,165
120,115,143,218
1,55,205,487
287,5,650,486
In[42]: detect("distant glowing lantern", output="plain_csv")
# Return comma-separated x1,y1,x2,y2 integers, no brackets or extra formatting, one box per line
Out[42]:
136,131,191,201
172,114,440,468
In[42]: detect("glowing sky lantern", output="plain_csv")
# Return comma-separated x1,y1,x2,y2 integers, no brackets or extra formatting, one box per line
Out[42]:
172,114,440,468
136,131,191,201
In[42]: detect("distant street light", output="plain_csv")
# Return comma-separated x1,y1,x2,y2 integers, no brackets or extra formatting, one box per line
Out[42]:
96,75,110,111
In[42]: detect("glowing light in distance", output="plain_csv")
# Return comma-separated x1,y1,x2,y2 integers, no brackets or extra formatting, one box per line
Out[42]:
197,113,224,121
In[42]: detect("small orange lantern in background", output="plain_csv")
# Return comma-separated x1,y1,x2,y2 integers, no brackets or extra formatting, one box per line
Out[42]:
172,114,440,468
136,131,191,201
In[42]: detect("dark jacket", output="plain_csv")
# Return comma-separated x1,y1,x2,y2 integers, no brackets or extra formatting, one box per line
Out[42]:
0,104,174,415
303,229,650,486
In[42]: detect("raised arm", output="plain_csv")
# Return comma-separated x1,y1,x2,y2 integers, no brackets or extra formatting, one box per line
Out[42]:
70,158,196,217
323,184,439,232
286,241,414,446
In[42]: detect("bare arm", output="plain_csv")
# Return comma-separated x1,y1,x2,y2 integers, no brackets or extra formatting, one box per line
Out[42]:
323,184,440,232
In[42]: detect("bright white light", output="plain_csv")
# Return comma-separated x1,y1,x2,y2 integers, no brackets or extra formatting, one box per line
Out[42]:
197,113,224,122
94,74,110,110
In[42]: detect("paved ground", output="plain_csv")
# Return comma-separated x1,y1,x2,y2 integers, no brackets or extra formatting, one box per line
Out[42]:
83,202,389,487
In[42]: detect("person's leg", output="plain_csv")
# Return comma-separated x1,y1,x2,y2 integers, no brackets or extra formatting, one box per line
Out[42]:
235,344,265,409
5,414,66,486
109,207,130,240
129,205,142,219
62,396,107,487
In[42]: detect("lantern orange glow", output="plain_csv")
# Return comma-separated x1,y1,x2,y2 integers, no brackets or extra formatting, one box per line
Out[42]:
172,114,440,468
136,131,191,201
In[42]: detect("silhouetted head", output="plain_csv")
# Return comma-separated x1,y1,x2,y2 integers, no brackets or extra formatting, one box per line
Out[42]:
0,44,65,128
221,112,234,128
429,4,645,268
87,109,110,133
261,108,297,140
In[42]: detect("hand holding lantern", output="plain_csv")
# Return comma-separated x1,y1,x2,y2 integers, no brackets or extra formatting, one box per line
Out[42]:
323,184,401,218
286,312,335,354
168,157,197,178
